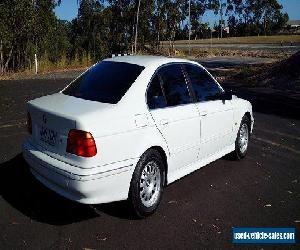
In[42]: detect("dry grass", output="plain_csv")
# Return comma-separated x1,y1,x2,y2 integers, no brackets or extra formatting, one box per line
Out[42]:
0,54,93,80
162,35,300,45
38,54,92,73
160,47,292,59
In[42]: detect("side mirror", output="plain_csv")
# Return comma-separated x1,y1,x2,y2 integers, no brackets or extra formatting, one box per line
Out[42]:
221,90,232,101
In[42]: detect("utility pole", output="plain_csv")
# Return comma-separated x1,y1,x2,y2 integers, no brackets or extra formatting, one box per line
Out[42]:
134,0,141,54
210,29,213,48
131,24,135,54
32,0,38,74
220,0,223,39
188,0,191,56
34,53,38,74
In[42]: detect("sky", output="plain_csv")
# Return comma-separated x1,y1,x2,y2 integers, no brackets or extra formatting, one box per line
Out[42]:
54,0,300,24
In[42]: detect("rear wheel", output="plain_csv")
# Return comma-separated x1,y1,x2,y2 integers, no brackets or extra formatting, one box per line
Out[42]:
129,149,165,218
231,116,250,160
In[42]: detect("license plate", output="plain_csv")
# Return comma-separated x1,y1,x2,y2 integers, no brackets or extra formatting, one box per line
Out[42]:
40,126,57,146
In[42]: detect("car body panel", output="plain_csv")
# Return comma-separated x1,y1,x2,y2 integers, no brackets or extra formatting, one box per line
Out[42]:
149,103,200,172
196,100,234,158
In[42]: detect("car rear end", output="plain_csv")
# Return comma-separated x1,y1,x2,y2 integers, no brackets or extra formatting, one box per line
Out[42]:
23,96,138,204
23,60,146,204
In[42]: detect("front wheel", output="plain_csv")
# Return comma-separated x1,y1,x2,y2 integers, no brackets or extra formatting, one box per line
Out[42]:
231,116,250,160
129,149,165,218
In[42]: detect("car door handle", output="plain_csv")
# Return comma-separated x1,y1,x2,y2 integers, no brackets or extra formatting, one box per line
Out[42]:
159,119,169,125
200,111,208,116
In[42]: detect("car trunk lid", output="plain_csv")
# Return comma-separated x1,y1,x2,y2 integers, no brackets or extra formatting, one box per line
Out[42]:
27,93,112,156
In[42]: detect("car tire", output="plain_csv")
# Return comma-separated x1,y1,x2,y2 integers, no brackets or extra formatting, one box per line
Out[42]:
129,149,165,218
231,115,250,160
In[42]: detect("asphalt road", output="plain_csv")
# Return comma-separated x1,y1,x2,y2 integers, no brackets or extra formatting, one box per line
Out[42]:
0,58,299,249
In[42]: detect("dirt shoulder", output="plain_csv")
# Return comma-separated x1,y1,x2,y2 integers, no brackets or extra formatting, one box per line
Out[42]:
226,52,300,91
162,35,300,45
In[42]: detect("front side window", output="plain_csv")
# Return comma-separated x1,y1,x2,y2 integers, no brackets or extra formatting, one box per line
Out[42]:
158,64,192,107
63,61,144,104
185,64,223,102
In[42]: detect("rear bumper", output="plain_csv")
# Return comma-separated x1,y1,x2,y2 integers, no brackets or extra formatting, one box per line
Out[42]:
22,139,135,204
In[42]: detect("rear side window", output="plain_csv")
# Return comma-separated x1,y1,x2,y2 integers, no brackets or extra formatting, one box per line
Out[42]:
147,75,167,109
63,61,144,104
185,64,223,102
158,64,191,107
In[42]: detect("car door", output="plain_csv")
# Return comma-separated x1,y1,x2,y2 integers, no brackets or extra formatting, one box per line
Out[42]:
183,63,234,158
147,64,200,172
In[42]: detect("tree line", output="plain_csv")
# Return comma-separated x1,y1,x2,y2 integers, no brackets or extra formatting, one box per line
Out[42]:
0,0,288,74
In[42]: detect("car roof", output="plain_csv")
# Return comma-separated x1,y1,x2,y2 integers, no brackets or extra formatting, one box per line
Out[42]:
103,55,193,68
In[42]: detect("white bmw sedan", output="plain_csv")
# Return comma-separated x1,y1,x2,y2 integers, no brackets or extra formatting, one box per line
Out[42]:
23,55,253,217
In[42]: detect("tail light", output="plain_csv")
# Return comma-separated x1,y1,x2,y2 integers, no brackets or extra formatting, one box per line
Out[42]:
66,129,97,157
27,112,32,134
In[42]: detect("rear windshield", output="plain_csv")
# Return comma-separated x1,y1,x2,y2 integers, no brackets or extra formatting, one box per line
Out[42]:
63,61,144,104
